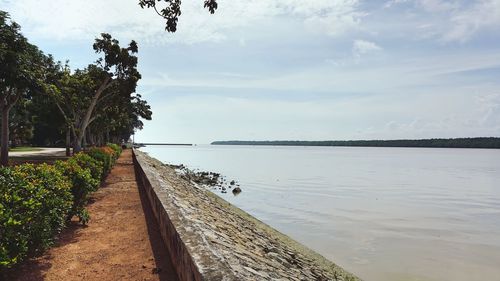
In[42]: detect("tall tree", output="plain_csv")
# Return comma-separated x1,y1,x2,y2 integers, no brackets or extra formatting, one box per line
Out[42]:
0,11,43,165
46,34,141,152
139,0,217,32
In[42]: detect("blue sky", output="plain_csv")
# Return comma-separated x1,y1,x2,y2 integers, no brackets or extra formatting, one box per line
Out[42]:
2,0,500,143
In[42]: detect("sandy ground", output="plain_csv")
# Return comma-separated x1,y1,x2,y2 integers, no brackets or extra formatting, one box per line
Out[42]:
4,150,179,281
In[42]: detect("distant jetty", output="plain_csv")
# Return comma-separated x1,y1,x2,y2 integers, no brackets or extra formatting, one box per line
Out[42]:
211,137,500,149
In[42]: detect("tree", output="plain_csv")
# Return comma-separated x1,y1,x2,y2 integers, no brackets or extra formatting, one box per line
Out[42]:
38,57,73,154
0,11,44,165
139,0,218,32
85,93,152,145
30,89,66,148
9,98,35,147
45,34,141,153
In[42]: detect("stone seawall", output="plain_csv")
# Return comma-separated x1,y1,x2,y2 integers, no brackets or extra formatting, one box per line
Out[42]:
132,149,361,281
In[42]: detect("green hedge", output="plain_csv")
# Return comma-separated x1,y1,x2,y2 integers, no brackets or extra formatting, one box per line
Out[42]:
0,164,72,267
0,144,122,269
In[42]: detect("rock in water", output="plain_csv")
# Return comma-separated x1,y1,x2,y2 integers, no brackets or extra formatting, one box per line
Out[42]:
232,187,242,195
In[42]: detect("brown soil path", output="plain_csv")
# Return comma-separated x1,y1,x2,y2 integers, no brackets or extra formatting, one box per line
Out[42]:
5,149,179,281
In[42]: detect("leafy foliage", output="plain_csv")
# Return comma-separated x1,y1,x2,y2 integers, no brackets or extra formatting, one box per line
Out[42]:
87,147,116,175
0,11,46,165
0,144,120,268
43,33,147,152
71,152,104,182
54,159,99,224
0,164,73,267
9,99,35,147
106,143,123,157
138,0,217,32
1,11,151,152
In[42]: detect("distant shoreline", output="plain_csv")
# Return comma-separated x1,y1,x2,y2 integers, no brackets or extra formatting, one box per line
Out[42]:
211,137,500,149
135,143,193,146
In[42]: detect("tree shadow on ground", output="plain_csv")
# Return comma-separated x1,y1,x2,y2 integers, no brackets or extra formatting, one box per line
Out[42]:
1,221,85,281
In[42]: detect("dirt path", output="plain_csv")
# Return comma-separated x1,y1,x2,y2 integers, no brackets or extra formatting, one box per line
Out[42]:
5,150,179,281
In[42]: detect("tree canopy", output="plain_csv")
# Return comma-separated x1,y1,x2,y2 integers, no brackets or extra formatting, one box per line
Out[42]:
0,10,152,162
42,33,148,152
0,11,47,165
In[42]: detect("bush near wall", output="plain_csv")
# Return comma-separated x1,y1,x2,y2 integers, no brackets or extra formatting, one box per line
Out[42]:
54,159,99,224
107,143,122,157
0,144,122,269
71,153,104,182
87,146,118,176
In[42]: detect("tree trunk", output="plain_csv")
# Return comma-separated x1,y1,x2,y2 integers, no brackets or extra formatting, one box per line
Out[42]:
1,106,10,166
73,76,111,153
66,126,71,156
73,128,82,153
82,130,87,150
88,129,95,147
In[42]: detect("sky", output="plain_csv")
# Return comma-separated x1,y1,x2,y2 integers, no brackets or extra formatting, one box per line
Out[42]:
1,0,500,143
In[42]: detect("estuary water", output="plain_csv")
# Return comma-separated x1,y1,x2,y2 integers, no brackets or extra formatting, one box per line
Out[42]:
139,145,500,281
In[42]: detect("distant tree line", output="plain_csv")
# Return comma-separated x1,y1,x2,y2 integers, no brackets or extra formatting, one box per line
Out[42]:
211,138,500,149
0,11,151,165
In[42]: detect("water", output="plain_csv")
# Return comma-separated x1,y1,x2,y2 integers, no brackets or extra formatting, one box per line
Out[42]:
139,145,500,281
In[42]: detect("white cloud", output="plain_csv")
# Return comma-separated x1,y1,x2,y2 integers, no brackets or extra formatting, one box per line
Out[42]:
1,0,364,44
443,0,500,42
384,0,500,43
418,0,459,13
476,93,500,127
352,39,382,57
384,0,412,9
138,49,500,98
385,0,459,11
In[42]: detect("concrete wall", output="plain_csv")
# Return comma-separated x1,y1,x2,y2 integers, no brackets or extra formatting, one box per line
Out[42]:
133,150,204,281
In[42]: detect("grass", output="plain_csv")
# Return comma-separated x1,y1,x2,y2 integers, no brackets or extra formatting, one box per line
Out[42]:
9,147,43,152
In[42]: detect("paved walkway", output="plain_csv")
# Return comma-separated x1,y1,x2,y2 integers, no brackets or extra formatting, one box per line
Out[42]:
7,150,179,281
9,147,67,157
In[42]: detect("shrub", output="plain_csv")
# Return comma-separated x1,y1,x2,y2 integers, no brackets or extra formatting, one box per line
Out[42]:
0,164,72,267
106,143,122,159
100,146,117,162
0,145,123,269
71,152,104,182
54,159,99,224
87,147,114,175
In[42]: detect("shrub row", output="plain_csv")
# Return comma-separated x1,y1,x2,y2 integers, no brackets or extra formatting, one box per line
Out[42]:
0,144,122,268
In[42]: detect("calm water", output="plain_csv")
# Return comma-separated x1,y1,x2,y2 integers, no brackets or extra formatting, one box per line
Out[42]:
140,145,500,281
